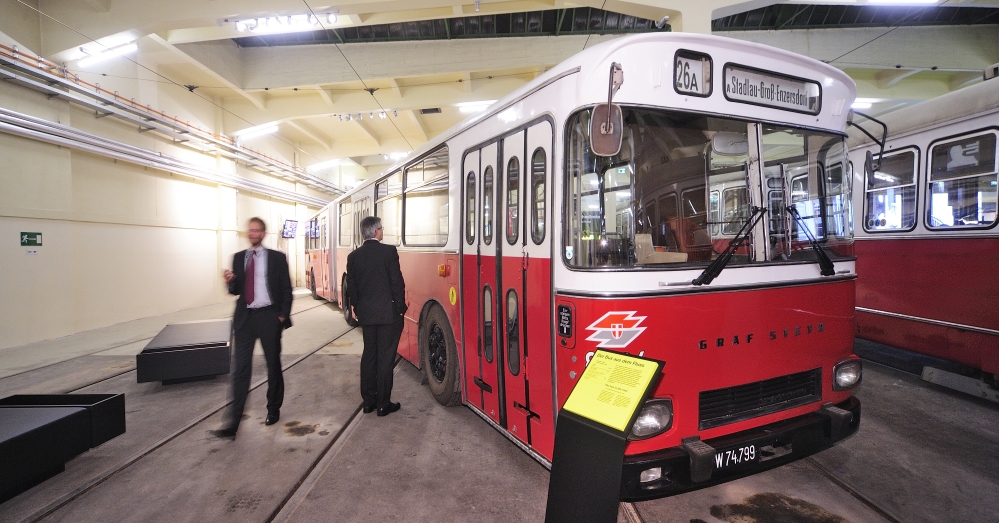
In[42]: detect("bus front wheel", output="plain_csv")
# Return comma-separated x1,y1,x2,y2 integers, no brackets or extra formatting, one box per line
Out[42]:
421,305,461,407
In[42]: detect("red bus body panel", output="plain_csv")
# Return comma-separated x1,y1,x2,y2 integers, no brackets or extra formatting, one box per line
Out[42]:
555,280,856,458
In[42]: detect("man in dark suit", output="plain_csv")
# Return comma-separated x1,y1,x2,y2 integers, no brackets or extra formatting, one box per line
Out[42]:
346,216,407,417
209,217,294,440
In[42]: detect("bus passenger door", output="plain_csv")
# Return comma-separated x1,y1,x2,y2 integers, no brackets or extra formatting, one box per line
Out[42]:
523,121,554,457
465,144,503,424
500,131,530,445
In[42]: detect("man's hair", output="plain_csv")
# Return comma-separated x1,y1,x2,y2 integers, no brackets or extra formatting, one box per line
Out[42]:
360,216,382,240
248,217,266,231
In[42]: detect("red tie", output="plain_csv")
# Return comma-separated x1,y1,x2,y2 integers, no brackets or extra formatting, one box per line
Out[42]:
245,252,255,306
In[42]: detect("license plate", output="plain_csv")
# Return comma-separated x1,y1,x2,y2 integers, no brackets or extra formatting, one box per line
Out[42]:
714,444,757,470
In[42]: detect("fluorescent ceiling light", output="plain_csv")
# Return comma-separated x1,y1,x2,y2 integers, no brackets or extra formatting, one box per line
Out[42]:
307,158,342,172
868,0,938,4
78,43,137,68
236,125,279,140
851,102,872,109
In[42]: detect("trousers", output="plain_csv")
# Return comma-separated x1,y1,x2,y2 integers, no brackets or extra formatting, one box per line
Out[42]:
222,306,284,431
360,317,404,409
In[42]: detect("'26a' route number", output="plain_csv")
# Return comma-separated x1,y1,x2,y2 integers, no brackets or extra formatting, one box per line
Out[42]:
675,56,708,96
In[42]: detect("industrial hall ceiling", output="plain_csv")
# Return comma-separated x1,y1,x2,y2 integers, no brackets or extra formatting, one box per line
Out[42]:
1,0,996,186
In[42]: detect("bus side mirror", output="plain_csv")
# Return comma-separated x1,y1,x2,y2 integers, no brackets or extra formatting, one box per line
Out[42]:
865,150,875,177
590,62,624,157
590,104,623,156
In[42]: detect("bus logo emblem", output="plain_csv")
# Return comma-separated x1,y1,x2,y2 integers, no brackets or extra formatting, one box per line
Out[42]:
585,311,647,348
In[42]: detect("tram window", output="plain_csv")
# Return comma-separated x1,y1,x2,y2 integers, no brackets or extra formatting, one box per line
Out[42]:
483,286,493,363
376,171,402,200
506,157,520,245
927,133,998,228
864,150,917,232
404,146,450,246
506,289,519,375
338,202,351,247
466,172,476,245
483,166,494,245
375,195,402,246
531,148,547,244
722,187,749,235
681,188,710,248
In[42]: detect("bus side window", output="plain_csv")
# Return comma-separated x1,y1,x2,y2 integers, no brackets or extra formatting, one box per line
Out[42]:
927,132,996,228
466,172,476,245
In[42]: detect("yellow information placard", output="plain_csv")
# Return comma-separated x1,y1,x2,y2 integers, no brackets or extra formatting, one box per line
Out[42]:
562,350,663,433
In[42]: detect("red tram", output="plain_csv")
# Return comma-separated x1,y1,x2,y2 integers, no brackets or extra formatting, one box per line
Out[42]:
849,79,999,385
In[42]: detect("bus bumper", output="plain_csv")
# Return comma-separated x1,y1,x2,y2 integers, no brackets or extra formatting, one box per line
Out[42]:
620,397,861,501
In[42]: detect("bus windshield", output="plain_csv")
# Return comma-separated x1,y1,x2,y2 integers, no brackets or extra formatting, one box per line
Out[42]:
564,107,853,269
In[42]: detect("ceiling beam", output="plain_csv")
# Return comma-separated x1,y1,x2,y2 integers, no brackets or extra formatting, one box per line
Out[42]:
404,110,429,143
287,120,332,151
352,118,382,147
875,68,925,89
949,72,984,91
150,35,266,111
313,86,335,106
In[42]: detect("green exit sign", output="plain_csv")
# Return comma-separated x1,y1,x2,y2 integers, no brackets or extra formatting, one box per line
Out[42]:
20,232,42,246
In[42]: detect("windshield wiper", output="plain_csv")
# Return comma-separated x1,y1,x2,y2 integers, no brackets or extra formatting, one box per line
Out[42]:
692,206,767,286
786,204,836,276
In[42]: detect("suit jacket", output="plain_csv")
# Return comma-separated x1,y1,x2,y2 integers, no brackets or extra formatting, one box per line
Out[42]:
346,239,407,326
228,248,294,331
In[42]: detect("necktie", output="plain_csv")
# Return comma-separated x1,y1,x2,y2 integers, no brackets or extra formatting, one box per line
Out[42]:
245,251,255,306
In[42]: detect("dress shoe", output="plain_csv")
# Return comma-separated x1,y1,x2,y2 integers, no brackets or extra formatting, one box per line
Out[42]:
265,412,280,426
362,404,376,414
377,402,401,417
207,428,236,440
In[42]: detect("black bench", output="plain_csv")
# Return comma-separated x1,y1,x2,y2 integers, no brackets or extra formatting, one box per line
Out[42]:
0,393,126,448
0,408,90,503
136,319,232,384
0,394,127,503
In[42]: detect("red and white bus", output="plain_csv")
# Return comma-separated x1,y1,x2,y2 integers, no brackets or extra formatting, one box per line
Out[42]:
849,79,999,383
307,32,863,499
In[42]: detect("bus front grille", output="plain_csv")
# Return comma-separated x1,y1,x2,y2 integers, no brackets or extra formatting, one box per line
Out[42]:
698,368,822,430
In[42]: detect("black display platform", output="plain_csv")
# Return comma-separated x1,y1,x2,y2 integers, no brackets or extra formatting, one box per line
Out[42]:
0,407,90,503
136,319,231,384
0,393,126,448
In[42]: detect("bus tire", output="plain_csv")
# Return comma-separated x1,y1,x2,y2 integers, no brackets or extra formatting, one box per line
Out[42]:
342,277,359,327
422,305,461,407
310,274,321,300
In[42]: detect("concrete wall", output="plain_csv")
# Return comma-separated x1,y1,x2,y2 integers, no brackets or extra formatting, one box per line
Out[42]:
0,36,325,350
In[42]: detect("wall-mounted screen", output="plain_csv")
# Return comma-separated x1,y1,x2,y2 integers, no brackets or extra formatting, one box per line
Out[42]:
281,219,298,238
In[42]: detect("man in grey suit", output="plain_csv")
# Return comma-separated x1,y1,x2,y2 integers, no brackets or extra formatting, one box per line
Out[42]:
346,216,407,417
210,217,293,440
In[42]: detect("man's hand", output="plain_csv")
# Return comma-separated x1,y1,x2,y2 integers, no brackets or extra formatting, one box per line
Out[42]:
223,269,235,283
278,316,286,324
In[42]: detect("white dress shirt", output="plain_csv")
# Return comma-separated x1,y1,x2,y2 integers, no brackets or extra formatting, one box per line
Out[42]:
245,246,272,309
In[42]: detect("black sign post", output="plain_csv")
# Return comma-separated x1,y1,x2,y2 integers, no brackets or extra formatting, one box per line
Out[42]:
545,350,664,523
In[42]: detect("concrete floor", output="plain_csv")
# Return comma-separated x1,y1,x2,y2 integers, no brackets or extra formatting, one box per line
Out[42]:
1,296,997,523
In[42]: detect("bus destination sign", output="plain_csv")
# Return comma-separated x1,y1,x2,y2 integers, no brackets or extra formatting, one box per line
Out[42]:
724,64,821,115
674,50,712,97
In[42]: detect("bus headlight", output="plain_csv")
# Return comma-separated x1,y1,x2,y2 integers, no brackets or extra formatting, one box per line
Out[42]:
833,359,862,390
628,399,673,440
